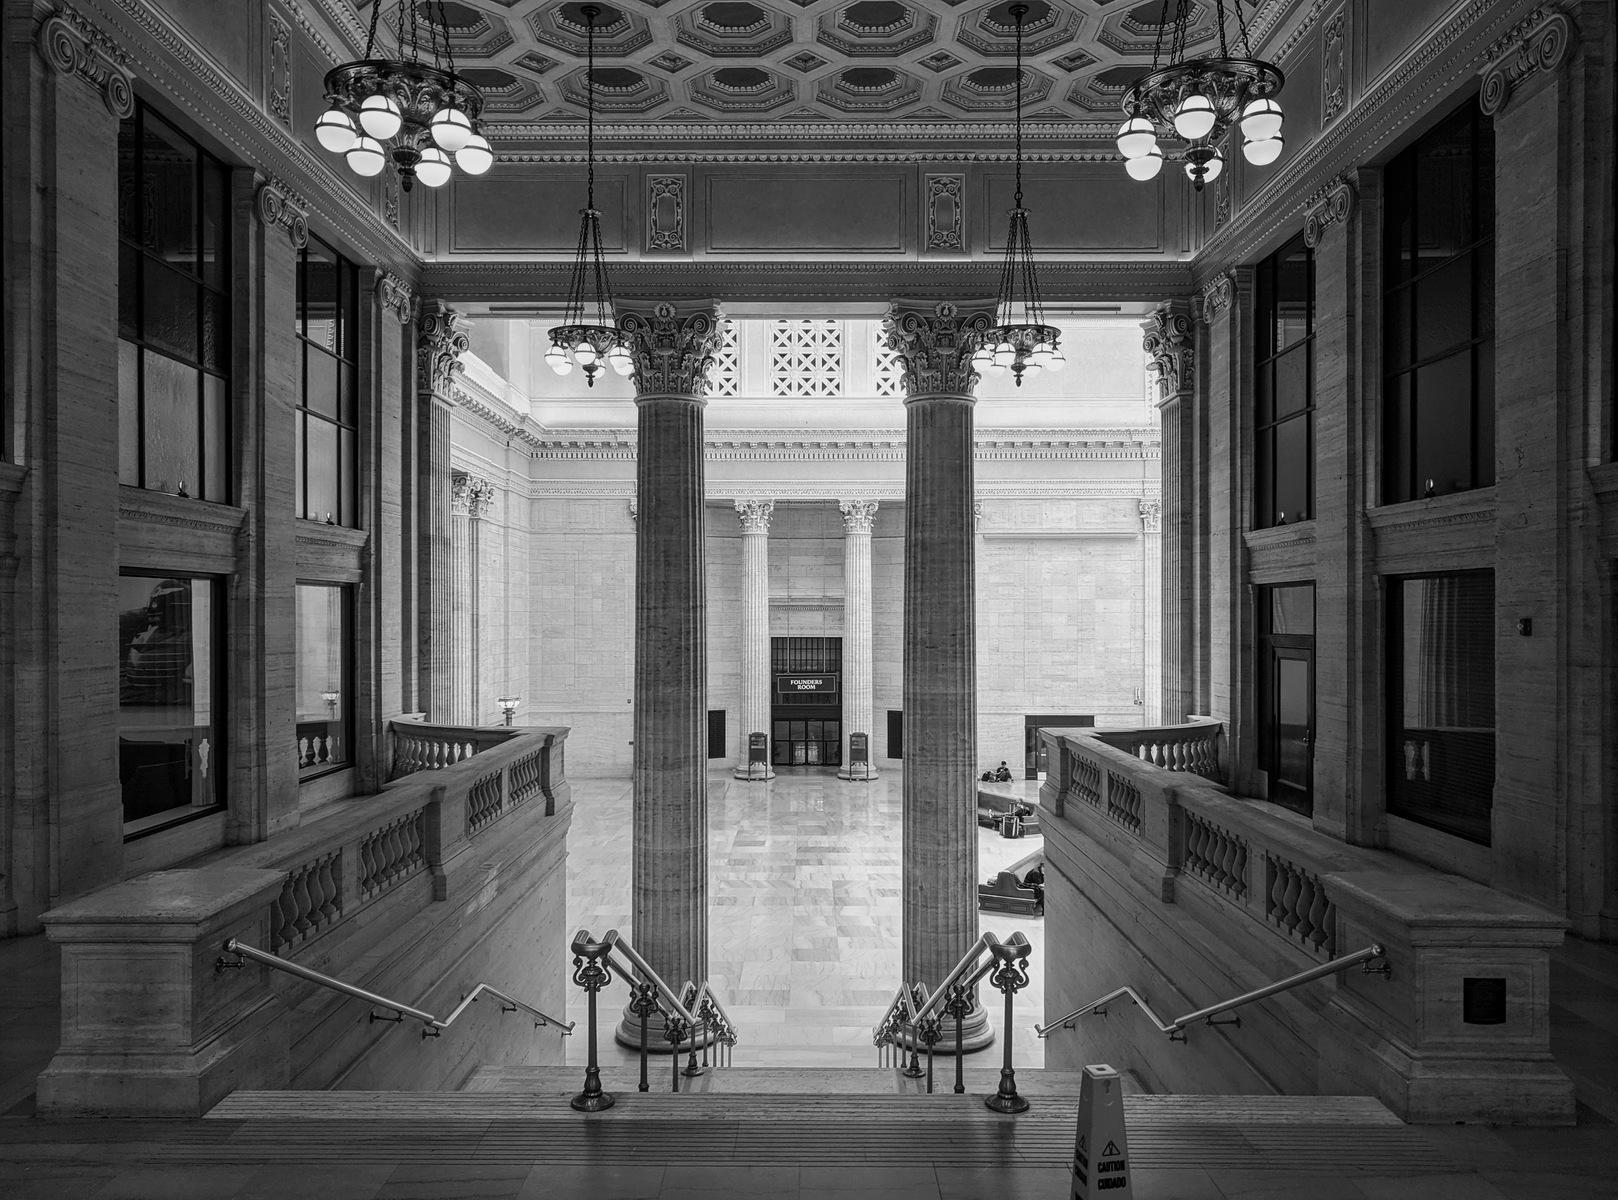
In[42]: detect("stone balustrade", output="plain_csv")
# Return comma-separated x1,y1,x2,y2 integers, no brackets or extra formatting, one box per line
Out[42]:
1037,725,1574,1124
1093,717,1223,782
387,719,523,779
38,725,572,1115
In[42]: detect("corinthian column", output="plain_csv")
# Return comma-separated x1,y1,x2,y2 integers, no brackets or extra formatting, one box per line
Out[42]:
886,300,996,1051
837,499,879,780
417,301,470,722
615,301,723,1049
734,499,775,781
1140,498,1162,725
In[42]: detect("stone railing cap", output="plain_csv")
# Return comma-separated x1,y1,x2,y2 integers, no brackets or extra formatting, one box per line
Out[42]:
1325,869,1568,933
42,868,285,928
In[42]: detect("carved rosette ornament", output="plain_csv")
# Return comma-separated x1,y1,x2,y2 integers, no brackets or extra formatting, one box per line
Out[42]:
1303,177,1357,249
1143,303,1195,401
418,301,471,394
36,2,134,118
883,301,996,397
1139,498,1162,533
254,179,310,250
617,302,723,396
1480,8,1575,116
735,498,774,534
378,273,414,325
1199,272,1234,324
839,499,878,534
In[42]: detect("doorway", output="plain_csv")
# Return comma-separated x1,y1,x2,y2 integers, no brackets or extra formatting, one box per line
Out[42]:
770,636,842,769
1258,584,1315,815
1023,714,1094,778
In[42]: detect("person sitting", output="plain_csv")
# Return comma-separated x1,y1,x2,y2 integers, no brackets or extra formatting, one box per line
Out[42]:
1022,863,1045,908
993,761,1013,783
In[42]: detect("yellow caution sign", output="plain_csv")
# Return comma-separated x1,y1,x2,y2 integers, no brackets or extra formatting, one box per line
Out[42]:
1073,1063,1132,1199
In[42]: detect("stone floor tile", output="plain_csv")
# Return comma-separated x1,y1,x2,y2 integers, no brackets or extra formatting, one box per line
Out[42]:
1353,1174,1509,1200
1203,1171,1368,1200
658,1164,800,1199
1479,1172,1618,1200
514,1163,666,1199
234,1162,397,1200
1129,1166,1225,1200
933,1165,1072,1200
376,1162,534,1200
88,1165,253,1200
799,1164,941,1198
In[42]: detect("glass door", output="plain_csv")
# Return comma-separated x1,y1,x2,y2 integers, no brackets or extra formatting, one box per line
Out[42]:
1258,585,1315,816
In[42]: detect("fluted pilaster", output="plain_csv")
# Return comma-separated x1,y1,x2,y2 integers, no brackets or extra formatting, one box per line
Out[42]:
417,300,470,722
1146,301,1196,724
734,499,775,781
616,301,723,1049
448,473,473,725
837,500,878,780
1140,498,1163,725
886,300,995,1051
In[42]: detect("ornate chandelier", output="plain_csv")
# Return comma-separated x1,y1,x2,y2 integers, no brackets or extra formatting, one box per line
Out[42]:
312,1,494,190
545,5,632,388
972,3,1065,388
1115,0,1286,190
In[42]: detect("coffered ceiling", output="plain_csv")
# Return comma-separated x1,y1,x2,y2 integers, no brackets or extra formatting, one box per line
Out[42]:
342,0,1305,126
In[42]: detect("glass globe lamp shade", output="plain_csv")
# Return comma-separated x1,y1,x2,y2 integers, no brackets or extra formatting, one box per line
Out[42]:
345,136,386,177
1115,116,1157,160
1240,97,1284,142
430,106,474,152
573,342,598,368
545,345,571,375
1047,347,1067,372
1187,151,1224,184
1172,92,1216,141
455,134,494,175
415,147,453,188
1242,134,1285,166
608,346,634,376
1125,146,1164,181
1030,343,1053,368
315,106,357,153
358,94,403,140
992,341,1015,368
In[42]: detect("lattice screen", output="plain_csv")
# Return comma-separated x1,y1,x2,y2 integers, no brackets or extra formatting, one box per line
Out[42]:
770,319,844,397
707,320,739,398
875,343,905,398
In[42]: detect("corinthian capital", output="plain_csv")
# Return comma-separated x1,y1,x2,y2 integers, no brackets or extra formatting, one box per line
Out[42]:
735,499,774,533
839,499,879,534
883,300,996,397
418,300,470,395
1143,301,1195,403
617,301,723,397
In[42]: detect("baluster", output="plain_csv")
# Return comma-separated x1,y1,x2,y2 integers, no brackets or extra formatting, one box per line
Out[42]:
1217,831,1238,891
1306,883,1331,953
1281,868,1304,935
290,868,313,938
1267,858,1285,923
1233,842,1248,895
312,858,334,926
386,821,406,883
1186,821,1204,876
274,881,296,949
359,834,377,894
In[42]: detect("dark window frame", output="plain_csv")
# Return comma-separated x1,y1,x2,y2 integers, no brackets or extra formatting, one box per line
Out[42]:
295,238,361,526
117,100,233,503
118,571,228,838
1385,569,1496,845
1381,101,1496,504
1253,233,1315,528
295,581,356,782
1256,583,1315,818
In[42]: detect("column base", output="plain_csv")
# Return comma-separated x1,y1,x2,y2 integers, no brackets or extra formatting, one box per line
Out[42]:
893,999,995,1054
615,1003,724,1053
837,766,879,781
733,765,775,781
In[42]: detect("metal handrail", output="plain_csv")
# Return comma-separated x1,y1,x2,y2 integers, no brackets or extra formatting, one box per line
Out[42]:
685,979,737,1040
871,930,1024,1041
578,928,698,1027
220,938,574,1035
1035,943,1389,1039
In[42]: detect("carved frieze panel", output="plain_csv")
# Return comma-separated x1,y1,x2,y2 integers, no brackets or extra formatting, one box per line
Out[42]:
647,174,687,252
267,8,292,129
925,174,964,251
1321,8,1346,125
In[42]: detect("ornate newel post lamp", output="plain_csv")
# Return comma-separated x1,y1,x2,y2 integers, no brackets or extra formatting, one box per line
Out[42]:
974,4,1065,387
1114,0,1286,189
497,696,521,726
313,0,494,189
545,5,633,387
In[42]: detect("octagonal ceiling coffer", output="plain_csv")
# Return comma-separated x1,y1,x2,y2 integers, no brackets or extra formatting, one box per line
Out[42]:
676,0,794,58
712,66,772,91
818,1,936,56
698,2,771,34
530,3,651,57
688,61,795,111
958,0,1080,57
842,1,912,33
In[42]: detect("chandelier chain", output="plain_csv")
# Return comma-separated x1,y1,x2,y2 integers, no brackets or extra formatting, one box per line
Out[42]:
1013,4,1023,208
586,6,596,212
436,0,457,74
363,0,382,59
1232,0,1255,59
1215,0,1229,60
1150,0,1169,73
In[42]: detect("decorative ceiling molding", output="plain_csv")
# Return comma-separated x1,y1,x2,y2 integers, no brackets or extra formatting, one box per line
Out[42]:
91,0,418,277
526,481,1161,500
1193,0,1515,284
489,149,1121,163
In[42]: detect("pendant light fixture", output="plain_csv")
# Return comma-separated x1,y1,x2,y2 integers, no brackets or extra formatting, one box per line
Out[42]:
313,1,493,190
545,6,632,388
1114,0,1285,190
973,4,1064,387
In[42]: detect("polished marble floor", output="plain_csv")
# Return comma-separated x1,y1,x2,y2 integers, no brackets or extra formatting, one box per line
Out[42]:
562,768,1047,1069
